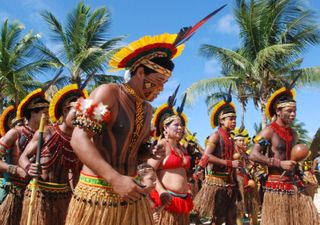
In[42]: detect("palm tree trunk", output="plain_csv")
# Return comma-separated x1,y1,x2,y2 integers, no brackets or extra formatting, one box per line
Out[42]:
261,106,267,129
240,102,245,129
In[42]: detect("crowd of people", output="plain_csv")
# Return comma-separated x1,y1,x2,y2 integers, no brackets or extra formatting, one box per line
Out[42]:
0,12,319,225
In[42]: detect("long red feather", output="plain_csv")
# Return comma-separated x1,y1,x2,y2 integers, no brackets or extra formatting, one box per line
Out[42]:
174,4,227,46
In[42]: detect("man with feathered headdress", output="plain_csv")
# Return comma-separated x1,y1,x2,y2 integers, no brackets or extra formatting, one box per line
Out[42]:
18,84,87,225
0,88,49,225
250,86,319,225
64,6,226,225
193,89,242,225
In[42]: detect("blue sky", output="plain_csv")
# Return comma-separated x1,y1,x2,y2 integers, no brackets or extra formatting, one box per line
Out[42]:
1,0,319,145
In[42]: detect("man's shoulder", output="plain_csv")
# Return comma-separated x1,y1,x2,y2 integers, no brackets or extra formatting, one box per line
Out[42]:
94,83,120,94
90,83,120,103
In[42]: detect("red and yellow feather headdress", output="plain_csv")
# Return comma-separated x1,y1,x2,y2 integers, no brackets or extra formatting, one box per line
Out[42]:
152,86,188,138
0,105,16,136
16,88,48,119
109,5,227,77
209,86,236,128
265,87,296,120
49,84,89,123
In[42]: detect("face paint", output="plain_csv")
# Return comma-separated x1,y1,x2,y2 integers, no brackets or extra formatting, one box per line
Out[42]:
142,72,168,101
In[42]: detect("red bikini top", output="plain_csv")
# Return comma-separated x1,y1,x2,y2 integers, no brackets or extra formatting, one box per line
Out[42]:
162,146,191,171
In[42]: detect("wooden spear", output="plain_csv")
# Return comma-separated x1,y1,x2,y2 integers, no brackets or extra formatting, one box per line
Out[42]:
26,113,46,225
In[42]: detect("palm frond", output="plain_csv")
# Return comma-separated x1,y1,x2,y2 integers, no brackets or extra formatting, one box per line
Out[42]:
200,45,252,71
185,76,237,106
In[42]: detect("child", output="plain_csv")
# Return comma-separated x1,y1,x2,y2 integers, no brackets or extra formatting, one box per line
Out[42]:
137,163,162,223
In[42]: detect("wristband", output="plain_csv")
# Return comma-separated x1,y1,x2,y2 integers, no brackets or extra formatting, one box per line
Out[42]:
268,157,281,168
226,160,233,168
7,165,18,175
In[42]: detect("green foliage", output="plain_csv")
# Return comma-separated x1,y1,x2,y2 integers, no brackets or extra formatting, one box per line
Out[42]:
0,19,59,111
186,0,320,127
40,1,124,88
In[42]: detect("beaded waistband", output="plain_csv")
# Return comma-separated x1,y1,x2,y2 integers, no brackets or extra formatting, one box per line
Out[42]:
28,180,70,193
79,171,113,189
264,175,304,194
207,170,229,178
0,177,28,188
205,174,236,188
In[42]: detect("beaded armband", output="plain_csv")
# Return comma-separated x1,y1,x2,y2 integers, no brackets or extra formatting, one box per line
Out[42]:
206,141,216,148
72,98,111,134
0,142,10,158
254,136,271,147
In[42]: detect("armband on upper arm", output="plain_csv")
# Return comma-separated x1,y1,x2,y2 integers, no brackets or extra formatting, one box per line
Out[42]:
253,136,271,147
206,141,216,149
72,98,111,134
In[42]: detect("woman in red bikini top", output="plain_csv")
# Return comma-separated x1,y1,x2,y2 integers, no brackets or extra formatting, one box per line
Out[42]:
148,115,193,225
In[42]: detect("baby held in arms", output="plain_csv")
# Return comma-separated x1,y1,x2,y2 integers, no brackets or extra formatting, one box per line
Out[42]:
137,163,163,223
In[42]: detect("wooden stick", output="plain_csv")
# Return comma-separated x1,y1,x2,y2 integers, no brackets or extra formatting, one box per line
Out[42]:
26,113,46,225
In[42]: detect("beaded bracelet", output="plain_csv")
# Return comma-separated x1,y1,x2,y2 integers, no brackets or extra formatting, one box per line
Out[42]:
226,160,233,168
268,157,281,168
7,165,18,175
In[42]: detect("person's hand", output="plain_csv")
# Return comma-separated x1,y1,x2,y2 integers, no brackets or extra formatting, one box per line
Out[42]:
159,191,172,206
26,163,41,177
110,175,149,203
232,160,243,168
150,143,166,160
193,168,204,180
16,167,27,179
280,160,297,171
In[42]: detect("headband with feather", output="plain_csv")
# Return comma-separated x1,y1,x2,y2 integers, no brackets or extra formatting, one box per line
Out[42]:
265,74,299,120
209,85,236,128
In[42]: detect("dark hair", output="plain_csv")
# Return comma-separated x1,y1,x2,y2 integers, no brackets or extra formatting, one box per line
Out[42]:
220,107,236,118
25,98,49,120
131,57,175,76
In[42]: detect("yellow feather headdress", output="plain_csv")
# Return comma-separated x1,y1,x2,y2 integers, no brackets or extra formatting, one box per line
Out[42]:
16,88,48,119
49,84,89,123
265,87,296,120
0,105,16,136
151,86,188,138
109,5,227,74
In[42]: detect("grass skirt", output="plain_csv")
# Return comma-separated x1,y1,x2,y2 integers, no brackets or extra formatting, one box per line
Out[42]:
0,185,24,225
19,180,71,225
65,172,154,225
193,174,237,220
156,209,189,225
261,175,320,225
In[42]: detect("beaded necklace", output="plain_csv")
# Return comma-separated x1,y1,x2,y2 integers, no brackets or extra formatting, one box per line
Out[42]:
123,84,145,152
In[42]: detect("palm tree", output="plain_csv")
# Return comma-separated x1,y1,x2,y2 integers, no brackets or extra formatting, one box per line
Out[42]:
185,0,320,128
292,119,312,146
0,19,59,112
40,1,124,88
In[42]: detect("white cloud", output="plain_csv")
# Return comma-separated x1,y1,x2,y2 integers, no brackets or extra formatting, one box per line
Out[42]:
204,59,221,76
216,14,239,35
